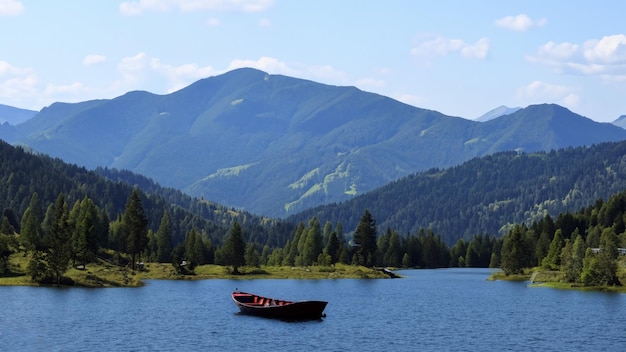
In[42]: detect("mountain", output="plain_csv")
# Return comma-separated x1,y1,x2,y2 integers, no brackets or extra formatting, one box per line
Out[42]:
4,68,626,217
0,103,38,125
289,140,626,245
475,105,521,122
0,139,293,247
612,115,626,129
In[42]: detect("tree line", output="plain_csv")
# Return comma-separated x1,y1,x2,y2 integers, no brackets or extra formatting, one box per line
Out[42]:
5,183,625,289
499,189,626,286
4,137,626,287
2,189,504,283
289,141,626,245
211,209,499,272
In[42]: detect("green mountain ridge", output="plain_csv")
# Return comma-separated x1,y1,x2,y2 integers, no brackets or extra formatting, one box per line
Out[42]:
4,134,626,250
2,68,626,217
289,141,626,245
0,139,292,248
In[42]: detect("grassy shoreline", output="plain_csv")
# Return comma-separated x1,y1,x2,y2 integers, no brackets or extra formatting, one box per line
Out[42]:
489,269,626,293
0,254,391,288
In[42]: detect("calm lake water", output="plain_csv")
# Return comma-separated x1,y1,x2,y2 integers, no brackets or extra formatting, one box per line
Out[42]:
2,268,626,351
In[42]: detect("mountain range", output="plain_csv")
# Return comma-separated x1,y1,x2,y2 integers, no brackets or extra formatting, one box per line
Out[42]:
474,105,521,122
289,140,626,244
0,104,37,125
2,68,626,217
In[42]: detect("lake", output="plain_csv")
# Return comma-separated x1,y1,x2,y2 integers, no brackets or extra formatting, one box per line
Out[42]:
2,268,626,351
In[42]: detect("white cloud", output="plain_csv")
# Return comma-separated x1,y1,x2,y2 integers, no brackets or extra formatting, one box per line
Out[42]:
108,52,219,94
150,58,217,92
461,38,490,59
0,0,24,16
205,17,221,27
83,54,107,66
258,18,271,27
118,52,148,72
0,61,38,104
113,52,150,90
411,34,490,60
0,61,89,109
583,34,626,64
228,57,299,76
494,14,547,32
120,0,274,16
528,34,626,80
305,64,349,82
517,80,580,108
227,57,350,85
0,53,356,110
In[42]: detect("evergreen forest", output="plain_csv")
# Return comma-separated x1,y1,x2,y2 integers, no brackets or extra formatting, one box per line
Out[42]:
3,137,626,288
498,189,626,286
290,141,626,244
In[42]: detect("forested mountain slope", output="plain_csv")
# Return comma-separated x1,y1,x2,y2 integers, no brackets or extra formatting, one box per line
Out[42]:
3,68,626,217
0,140,292,247
289,141,626,245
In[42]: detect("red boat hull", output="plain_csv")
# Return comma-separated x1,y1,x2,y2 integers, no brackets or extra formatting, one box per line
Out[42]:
232,291,327,320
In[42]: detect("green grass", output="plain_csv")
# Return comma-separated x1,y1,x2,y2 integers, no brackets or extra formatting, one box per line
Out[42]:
1,253,389,288
487,269,532,281
489,266,626,293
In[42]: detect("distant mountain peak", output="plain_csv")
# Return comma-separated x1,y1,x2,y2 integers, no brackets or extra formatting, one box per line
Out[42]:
475,105,521,122
612,115,626,130
6,69,626,217
0,103,38,125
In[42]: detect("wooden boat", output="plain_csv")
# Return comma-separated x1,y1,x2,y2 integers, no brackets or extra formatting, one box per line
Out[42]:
232,291,328,320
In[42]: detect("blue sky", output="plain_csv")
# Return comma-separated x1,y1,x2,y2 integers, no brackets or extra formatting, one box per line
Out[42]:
1,0,625,122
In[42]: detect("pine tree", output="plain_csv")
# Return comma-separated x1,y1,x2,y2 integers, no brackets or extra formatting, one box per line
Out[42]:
244,244,260,268
488,238,502,268
450,239,467,268
156,211,172,263
224,222,246,274
570,234,586,283
384,230,402,267
324,231,340,264
123,189,148,270
560,239,574,281
260,245,271,266
0,216,14,235
302,217,322,266
501,224,528,275
541,229,563,270
20,193,43,252
353,210,377,267
420,230,439,269
46,194,72,284
283,223,304,266
465,239,480,268
184,229,205,270
96,210,110,249
377,228,391,265
70,197,99,268
322,221,333,248
0,233,13,275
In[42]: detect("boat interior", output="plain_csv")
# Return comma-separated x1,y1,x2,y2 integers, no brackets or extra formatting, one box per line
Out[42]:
233,292,291,307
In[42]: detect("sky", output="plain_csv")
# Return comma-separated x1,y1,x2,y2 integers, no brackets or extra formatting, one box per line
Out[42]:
1,1,626,122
